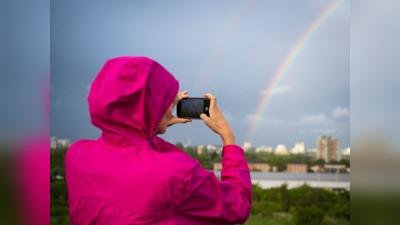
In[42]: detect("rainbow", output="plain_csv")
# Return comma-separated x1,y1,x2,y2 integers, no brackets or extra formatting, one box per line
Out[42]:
247,0,346,142
194,0,252,95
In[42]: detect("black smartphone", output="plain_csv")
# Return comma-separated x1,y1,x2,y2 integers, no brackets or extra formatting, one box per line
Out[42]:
177,98,210,119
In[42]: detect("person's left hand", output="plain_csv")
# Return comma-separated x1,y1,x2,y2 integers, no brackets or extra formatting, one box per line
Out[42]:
168,115,191,127
178,90,189,101
167,90,192,127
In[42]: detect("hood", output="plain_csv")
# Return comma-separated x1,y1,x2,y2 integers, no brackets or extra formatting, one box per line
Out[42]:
88,56,179,145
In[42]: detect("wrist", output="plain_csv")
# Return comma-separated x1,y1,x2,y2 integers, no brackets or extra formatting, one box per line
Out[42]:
220,131,235,146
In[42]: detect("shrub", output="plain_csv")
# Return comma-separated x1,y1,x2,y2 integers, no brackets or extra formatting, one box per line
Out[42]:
290,206,325,225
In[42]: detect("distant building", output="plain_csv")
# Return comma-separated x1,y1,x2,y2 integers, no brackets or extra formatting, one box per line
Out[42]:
255,146,273,153
291,142,306,154
211,171,350,190
50,136,57,149
197,145,204,155
341,147,350,160
342,147,350,155
206,144,217,152
286,159,308,173
214,159,270,172
247,160,270,172
274,144,289,155
311,163,326,173
206,144,223,154
324,161,347,173
243,142,251,152
316,136,341,162
50,136,71,150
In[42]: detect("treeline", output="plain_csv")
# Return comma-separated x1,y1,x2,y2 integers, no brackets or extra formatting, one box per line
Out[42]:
50,149,70,225
251,183,350,224
174,142,350,172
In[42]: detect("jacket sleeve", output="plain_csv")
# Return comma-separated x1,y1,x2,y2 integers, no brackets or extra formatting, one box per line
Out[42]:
176,145,252,224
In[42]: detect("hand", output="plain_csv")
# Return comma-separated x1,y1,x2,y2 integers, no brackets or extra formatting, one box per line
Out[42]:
200,93,236,146
168,115,191,127
178,90,189,101
167,90,191,127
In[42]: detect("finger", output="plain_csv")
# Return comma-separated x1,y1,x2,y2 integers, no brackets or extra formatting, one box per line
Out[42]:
178,118,192,124
181,118,191,123
203,93,217,111
182,90,188,95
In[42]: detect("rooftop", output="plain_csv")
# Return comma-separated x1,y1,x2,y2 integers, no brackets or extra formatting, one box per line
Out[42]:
211,171,350,182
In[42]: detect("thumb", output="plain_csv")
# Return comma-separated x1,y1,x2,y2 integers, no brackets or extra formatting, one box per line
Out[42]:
200,113,210,123
182,119,192,123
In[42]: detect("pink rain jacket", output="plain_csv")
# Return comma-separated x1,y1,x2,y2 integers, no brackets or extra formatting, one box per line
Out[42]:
65,56,252,225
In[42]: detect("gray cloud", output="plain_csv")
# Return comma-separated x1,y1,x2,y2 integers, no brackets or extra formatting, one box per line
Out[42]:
299,114,327,124
332,107,350,118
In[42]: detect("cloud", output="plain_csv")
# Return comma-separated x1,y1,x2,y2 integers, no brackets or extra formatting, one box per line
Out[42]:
313,129,337,134
299,114,327,124
244,114,284,127
260,85,291,95
332,107,350,118
86,84,91,91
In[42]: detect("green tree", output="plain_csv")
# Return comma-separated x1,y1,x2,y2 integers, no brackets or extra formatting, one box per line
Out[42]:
290,205,325,225
339,159,350,167
210,151,218,161
203,147,208,156
175,142,184,151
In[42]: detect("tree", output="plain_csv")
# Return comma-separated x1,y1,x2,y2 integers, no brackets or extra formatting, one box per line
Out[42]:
185,146,197,157
339,159,350,167
315,158,326,164
175,142,184,151
202,146,208,156
210,151,218,161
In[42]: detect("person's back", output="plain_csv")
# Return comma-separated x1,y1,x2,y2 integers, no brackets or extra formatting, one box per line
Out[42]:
65,56,252,224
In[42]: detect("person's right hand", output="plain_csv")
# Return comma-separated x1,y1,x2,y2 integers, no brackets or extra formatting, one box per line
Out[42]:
200,93,236,146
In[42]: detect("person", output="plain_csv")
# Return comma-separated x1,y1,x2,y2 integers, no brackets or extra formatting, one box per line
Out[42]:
65,56,252,225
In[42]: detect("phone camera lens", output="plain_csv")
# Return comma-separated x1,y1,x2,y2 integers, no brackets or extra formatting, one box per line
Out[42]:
205,107,209,111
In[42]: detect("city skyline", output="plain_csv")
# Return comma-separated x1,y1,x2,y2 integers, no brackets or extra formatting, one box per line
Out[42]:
52,135,350,154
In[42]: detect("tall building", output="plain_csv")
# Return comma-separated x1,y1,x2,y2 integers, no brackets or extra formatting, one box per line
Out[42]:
291,142,306,154
50,136,58,149
316,136,341,162
50,136,72,150
255,146,273,153
243,142,251,152
197,145,204,155
274,144,289,155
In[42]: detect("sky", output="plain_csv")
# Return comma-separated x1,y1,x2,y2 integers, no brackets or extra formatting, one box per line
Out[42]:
0,0,49,140
50,0,350,149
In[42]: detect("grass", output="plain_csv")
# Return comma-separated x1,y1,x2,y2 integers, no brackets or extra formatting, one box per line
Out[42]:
242,214,350,225
243,214,294,225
